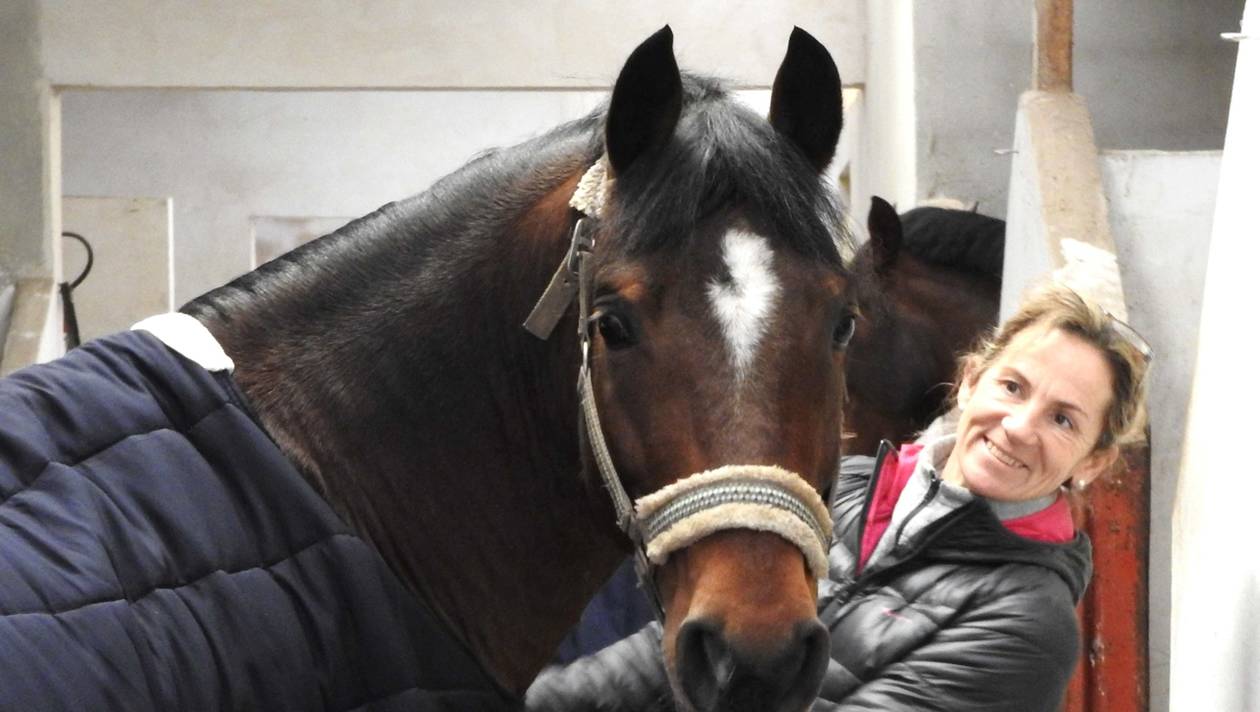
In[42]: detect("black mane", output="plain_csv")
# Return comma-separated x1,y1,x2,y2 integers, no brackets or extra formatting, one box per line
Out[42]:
899,207,1005,280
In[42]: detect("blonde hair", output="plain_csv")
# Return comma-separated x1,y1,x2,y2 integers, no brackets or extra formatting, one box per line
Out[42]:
956,283,1150,451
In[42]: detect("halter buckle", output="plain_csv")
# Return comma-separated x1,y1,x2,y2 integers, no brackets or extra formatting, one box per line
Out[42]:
522,218,594,340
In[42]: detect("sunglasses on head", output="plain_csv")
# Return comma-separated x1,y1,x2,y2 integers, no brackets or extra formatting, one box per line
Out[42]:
1104,311,1153,364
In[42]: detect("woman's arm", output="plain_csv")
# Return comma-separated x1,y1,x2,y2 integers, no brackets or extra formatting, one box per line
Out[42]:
525,624,675,712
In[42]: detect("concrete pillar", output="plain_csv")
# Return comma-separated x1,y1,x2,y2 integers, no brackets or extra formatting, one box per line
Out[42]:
0,0,62,370
856,0,916,214
1169,1,1260,708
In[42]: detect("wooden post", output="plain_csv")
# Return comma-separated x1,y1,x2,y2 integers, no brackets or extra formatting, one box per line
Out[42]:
1035,0,1074,91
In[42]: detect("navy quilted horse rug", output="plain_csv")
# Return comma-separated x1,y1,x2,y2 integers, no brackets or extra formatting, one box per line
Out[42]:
0,318,514,711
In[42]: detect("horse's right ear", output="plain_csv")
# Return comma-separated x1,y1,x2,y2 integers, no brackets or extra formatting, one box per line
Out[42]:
867,196,903,274
769,27,843,173
606,26,683,176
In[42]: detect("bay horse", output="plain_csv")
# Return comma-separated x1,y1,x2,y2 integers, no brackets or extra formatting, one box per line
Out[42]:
0,27,853,712
844,197,1004,455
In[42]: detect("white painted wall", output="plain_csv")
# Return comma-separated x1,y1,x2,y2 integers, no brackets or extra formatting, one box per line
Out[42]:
1170,0,1260,707
1101,150,1220,712
40,1,865,89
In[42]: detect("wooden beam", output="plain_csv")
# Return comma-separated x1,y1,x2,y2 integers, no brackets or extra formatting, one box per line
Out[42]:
1035,0,1074,91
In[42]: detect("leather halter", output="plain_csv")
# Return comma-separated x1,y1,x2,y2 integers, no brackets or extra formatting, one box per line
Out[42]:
523,160,833,622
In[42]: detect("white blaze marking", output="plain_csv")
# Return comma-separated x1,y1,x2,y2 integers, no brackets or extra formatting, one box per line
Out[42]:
707,230,781,380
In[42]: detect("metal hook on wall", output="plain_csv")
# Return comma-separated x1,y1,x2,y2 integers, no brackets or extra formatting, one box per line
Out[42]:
60,231,94,350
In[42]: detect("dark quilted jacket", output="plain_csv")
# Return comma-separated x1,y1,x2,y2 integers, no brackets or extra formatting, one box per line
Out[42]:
0,330,515,711
526,448,1092,711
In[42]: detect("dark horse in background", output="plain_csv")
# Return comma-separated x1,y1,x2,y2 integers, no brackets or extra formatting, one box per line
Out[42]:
0,27,855,712
843,197,1005,455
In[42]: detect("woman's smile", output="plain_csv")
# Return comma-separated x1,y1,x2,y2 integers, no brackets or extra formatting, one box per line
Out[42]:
983,437,1026,469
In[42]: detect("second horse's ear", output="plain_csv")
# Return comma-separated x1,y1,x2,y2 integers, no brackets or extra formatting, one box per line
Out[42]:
867,196,903,274
769,27,843,173
606,26,683,177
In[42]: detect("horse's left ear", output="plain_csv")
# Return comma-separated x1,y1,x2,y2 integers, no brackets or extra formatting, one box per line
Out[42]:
769,27,843,173
606,26,683,176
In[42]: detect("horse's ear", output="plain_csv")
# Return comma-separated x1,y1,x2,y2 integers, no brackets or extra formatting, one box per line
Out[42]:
606,26,683,176
768,27,843,173
867,196,902,274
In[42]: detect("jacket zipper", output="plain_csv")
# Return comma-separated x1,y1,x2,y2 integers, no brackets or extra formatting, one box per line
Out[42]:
840,501,979,605
888,472,942,552
851,440,894,569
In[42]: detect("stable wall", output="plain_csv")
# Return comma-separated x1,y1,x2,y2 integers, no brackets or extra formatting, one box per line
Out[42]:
913,0,1241,214
40,1,866,89
61,89,603,305
62,86,843,309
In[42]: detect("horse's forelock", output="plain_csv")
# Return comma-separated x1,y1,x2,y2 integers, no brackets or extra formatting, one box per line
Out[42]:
602,76,849,268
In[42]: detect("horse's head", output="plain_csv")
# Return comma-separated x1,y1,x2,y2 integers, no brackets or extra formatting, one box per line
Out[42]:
845,197,1002,455
578,27,851,712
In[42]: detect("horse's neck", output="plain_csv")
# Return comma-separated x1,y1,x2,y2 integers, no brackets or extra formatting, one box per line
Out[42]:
902,259,1000,341
195,159,627,694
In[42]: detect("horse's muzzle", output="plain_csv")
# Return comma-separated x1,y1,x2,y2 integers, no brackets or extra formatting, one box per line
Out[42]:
676,616,829,712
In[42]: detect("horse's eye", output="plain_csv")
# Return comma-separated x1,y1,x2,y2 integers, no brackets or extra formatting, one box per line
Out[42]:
833,314,856,350
595,312,637,350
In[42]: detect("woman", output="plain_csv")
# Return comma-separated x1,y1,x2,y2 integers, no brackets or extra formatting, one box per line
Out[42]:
526,283,1150,711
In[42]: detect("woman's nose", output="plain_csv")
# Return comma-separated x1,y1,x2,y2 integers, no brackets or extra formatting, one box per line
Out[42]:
1001,407,1037,442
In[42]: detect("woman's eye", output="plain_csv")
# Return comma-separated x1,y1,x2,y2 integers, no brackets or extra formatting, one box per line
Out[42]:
1054,413,1074,430
1000,380,1019,395
594,312,636,350
833,314,857,350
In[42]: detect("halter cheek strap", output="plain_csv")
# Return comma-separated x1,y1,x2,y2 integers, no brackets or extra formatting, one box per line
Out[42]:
524,159,836,621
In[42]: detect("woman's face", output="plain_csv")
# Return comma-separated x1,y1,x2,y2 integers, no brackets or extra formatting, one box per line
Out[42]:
942,327,1118,502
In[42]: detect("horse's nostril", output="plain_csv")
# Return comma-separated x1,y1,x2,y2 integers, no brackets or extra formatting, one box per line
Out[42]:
676,618,830,712
775,619,831,712
677,619,732,712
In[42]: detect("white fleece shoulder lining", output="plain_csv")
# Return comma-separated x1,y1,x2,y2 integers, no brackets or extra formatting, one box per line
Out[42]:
132,313,235,373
